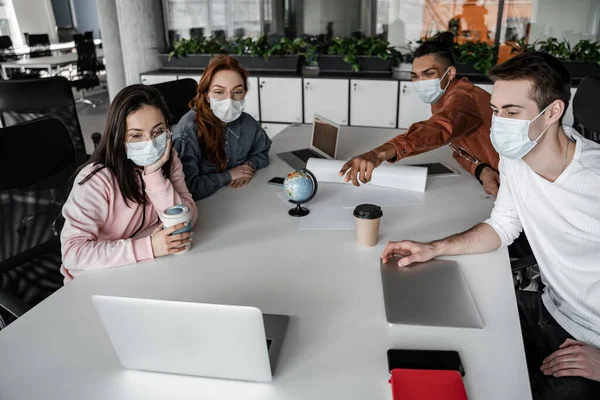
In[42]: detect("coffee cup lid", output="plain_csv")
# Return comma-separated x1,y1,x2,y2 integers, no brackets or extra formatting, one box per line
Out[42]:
353,204,383,219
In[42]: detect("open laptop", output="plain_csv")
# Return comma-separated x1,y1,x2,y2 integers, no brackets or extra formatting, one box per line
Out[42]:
92,295,289,382
380,258,483,329
277,114,340,170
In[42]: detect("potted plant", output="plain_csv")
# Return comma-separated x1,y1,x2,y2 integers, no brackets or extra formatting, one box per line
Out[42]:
565,39,600,79
162,37,224,69
299,40,320,77
519,37,600,79
229,35,300,72
453,40,497,75
320,35,394,73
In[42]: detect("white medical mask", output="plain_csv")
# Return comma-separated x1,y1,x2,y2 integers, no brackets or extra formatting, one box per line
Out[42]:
210,97,245,123
126,131,169,167
490,105,551,160
413,68,451,104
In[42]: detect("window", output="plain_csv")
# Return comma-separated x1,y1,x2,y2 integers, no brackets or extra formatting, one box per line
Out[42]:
498,0,600,63
165,0,262,42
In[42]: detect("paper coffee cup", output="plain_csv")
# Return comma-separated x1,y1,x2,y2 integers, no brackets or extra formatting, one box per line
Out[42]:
160,204,192,253
353,204,383,247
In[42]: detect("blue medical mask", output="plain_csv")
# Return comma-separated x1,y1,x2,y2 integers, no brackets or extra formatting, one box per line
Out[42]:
490,105,551,160
210,97,245,123
413,68,451,104
126,131,168,166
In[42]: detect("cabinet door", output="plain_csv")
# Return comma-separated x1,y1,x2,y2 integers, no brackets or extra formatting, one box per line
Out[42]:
140,74,178,85
244,77,260,122
259,77,302,123
563,88,578,127
397,81,432,129
350,80,398,128
304,78,349,125
261,123,289,139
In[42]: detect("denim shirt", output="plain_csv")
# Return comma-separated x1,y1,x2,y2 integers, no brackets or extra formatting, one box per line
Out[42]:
172,110,272,200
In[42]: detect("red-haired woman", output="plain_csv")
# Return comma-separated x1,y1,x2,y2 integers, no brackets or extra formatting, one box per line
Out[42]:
172,55,271,200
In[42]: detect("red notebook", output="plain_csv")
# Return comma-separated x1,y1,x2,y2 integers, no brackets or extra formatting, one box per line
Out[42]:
390,368,468,400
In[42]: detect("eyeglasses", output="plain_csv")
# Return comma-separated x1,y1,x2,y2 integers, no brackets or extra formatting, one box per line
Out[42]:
126,129,170,150
210,88,246,101
448,142,480,164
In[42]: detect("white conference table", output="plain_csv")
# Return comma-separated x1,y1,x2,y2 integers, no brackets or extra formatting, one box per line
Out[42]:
0,49,104,79
11,39,103,56
0,125,531,400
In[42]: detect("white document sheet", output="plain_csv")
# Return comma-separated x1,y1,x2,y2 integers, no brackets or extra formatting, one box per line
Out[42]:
276,183,420,209
306,158,428,192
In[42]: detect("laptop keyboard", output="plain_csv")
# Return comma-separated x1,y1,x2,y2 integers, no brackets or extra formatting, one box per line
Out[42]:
291,149,324,162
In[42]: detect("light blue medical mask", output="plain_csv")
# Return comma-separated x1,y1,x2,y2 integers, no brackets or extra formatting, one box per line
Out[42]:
413,67,451,104
490,105,551,160
126,131,169,167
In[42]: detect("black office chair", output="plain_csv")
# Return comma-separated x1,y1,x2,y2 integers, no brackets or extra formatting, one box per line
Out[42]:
151,78,198,126
190,27,204,39
0,118,76,329
26,33,52,58
573,76,600,144
84,31,94,40
71,39,102,108
0,77,89,166
0,35,16,60
0,36,41,80
57,26,77,43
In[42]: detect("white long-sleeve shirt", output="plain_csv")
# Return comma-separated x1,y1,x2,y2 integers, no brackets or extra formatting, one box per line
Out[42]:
484,126,600,348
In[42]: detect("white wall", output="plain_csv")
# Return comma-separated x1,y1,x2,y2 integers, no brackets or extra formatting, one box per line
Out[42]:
11,0,58,43
529,0,600,43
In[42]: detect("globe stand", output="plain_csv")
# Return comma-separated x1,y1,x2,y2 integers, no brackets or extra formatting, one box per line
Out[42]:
289,203,310,217
285,168,319,218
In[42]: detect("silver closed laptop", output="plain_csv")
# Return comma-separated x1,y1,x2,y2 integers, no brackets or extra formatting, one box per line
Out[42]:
380,257,484,329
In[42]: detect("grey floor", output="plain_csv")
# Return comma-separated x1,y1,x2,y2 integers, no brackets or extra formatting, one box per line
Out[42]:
75,87,110,155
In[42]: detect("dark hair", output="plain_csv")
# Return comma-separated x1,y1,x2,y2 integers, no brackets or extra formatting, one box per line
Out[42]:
190,54,249,171
413,31,456,67
74,84,173,206
489,52,571,121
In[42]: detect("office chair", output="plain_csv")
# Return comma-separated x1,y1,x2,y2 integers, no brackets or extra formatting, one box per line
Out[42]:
84,31,94,40
0,77,90,166
0,36,41,80
71,38,102,107
0,118,76,329
0,35,16,60
151,78,198,126
27,33,52,58
190,27,204,39
573,76,600,144
57,26,77,43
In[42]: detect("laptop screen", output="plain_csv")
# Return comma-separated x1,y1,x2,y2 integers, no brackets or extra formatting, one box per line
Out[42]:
311,117,338,158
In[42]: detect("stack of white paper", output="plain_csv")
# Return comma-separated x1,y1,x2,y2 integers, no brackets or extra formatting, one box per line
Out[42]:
306,158,428,192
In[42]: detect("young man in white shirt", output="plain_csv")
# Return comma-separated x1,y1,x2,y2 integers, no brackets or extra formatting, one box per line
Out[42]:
381,52,600,400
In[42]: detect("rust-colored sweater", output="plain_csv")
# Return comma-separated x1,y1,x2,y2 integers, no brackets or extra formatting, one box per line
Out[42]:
387,78,499,175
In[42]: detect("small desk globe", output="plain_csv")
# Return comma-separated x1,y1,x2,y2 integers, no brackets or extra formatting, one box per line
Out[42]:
283,168,318,217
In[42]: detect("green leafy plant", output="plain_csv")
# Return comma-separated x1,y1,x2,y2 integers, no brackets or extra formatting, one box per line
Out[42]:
508,37,537,54
536,37,572,60
453,41,497,73
571,39,600,63
327,35,397,72
168,37,224,60
297,40,319,66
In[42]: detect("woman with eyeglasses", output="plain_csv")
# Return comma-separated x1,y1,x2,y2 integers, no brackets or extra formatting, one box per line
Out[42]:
60,85,198,283
172,55,272,200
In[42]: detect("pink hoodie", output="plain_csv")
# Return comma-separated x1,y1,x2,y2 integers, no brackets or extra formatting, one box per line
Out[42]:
60,152,198,283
